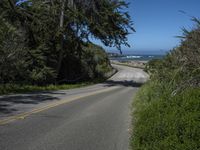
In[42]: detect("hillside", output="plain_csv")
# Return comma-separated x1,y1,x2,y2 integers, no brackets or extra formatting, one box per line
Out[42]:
131,18,200,150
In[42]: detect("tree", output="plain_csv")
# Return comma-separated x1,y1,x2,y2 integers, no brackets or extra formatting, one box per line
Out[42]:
0,0,134,84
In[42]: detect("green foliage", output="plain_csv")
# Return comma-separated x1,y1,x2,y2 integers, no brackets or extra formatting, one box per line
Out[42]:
0,80,102,95
82,43,113,78
0,17,28,83
0,0,133,87
146,18,200,92
0,16,56,85
80,0,135,51
131,19,200,150
131,83,200,150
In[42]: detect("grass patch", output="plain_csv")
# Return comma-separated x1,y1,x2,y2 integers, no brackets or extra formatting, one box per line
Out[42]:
131,82,200,150
0,78,106,95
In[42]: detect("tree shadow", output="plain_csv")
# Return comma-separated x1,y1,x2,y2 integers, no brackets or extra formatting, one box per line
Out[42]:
0,91,65,115
0,104,17,114
0,80,145,115
104,80,144,87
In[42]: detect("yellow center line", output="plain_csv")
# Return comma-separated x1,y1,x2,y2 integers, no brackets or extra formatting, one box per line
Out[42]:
0,86,120,125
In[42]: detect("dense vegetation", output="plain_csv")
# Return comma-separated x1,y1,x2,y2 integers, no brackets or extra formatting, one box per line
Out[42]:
0,0,134,93
131,19,200,150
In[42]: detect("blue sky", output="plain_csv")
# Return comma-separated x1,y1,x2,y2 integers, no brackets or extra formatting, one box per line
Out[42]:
95,0,200,54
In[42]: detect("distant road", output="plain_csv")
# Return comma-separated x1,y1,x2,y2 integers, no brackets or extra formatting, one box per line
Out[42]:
0,64,148,150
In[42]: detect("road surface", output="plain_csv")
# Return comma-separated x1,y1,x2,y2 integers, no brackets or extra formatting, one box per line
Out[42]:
0,64,148,150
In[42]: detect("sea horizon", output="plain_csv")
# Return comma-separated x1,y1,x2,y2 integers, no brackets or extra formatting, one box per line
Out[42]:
108,50,167,61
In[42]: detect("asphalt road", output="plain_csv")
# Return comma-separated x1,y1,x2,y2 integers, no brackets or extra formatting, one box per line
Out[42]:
0,65,149,150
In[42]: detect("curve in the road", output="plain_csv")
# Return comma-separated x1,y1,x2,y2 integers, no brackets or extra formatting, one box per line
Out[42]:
0,65,149,150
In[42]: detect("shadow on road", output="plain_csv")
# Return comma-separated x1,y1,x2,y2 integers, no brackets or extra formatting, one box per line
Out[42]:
0,104,17,114
0,91,64,115
104,80,144,87
0,80,145,115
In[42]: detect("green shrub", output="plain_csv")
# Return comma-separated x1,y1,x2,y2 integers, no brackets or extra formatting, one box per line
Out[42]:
0,79,103,95
146,18,200,90
82,43,113,78
131,82,200,150
131,19,200,150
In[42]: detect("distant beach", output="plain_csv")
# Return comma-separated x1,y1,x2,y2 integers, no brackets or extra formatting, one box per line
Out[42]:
109,54,164,69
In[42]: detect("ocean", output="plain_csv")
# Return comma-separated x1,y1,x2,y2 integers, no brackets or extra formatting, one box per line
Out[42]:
109,54,164,61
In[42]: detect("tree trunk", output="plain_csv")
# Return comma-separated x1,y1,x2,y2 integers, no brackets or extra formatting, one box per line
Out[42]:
56,0,66,77
57,0,76,79
8,0,15,10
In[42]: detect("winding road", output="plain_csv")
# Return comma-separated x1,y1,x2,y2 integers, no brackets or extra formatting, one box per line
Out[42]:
0,64,148,150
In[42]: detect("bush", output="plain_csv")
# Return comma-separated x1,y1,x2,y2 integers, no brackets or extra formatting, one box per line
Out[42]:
146,18,200,90
131,18,200,150
131,83,200,150
82,43,113,78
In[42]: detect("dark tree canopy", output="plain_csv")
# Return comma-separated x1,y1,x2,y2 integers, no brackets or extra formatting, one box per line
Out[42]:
0,0,134,85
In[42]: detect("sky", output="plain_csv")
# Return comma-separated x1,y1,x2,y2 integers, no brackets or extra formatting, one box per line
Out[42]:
94,0,200,54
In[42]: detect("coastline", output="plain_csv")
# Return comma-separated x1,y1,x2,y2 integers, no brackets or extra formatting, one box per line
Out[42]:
110,60,148,69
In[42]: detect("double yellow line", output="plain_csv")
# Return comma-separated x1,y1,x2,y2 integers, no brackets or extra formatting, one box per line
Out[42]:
0,86,119,125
